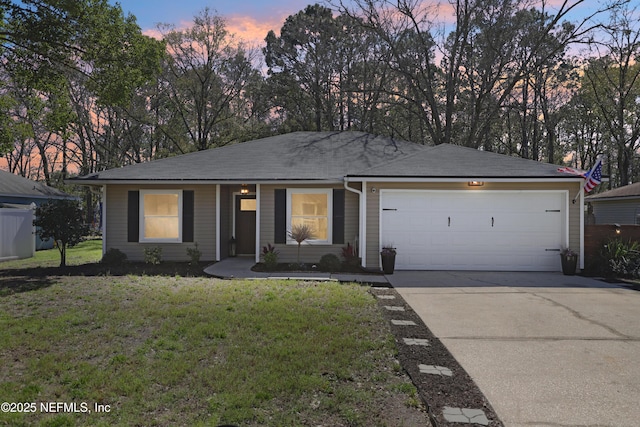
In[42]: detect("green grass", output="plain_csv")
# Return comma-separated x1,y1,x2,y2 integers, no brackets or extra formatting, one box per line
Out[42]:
0,276,418,426
0,239,103,270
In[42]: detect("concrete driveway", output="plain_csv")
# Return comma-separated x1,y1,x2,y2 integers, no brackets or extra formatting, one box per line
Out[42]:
388,271,640,427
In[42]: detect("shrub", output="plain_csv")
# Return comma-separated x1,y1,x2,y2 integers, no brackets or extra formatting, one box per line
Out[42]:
319,253,341,272
262,243,280,271
600,238,640,278
102,248,128,265
263,252,279,271
144,246,163,265
186,242,201,265
342,242,358,265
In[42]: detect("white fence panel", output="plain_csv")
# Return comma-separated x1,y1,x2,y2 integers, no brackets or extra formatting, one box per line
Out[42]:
0,207,35,261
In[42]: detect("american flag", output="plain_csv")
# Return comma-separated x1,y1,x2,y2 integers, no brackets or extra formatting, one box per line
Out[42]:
557,166,586,177
583,158,603,193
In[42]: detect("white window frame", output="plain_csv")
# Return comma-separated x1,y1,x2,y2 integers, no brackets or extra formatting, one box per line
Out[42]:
139,189,183,243
286,188,333,245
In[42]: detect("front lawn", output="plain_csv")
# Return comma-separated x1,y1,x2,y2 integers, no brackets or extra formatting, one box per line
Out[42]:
0,274,426,426
0,239,103,270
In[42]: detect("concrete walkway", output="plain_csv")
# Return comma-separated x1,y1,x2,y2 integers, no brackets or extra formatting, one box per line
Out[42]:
204,257,389,284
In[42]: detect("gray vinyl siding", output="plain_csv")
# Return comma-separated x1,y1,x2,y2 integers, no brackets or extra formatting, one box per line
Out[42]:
259,184,359,263
105,184,216,262
591,200,640,225
365,181,582,269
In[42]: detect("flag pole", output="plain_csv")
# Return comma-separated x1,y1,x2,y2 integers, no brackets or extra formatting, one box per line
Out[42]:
572,187,582,204
572,156,603,204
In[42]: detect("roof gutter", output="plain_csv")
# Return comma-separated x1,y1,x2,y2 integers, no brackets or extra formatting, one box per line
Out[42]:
345,177,585,183
586,195,640,202
66,179,345,186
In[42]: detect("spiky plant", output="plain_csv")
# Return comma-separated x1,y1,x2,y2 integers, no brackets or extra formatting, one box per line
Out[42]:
288,223,315,265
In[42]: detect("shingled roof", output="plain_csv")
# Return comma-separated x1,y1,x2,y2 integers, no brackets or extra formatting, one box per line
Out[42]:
73,131,424,182
350,143,575,178
72,131,578,183
586,182,640,201
0,169,71,199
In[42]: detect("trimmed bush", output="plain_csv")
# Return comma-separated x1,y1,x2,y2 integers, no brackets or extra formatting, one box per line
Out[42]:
102,248,128,265
262,243,280,271
319,253,341,272
186,242,201,265
144,246,163,265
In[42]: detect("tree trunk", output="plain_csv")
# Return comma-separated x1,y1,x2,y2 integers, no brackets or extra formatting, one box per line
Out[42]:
59,242,66,267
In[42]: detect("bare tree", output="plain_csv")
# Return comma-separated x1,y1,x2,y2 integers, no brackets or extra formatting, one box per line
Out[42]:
335,0,616,148
158,8,261,151
582,4,640,186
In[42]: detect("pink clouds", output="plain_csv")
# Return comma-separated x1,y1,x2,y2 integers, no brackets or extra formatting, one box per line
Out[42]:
226,14,284,47
140,14,282,48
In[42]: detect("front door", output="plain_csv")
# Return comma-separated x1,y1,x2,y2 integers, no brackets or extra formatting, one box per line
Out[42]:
235,195,256,255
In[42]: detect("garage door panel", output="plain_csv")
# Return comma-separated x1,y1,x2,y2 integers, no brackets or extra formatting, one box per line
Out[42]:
380,191,566,272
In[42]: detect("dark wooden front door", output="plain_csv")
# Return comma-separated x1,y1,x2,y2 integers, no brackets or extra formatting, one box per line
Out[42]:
235,195,256,255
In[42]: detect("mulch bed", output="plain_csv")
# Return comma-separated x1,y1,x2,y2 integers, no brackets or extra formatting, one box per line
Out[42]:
0,262,210,279
372,286,503,427
252,261,382,275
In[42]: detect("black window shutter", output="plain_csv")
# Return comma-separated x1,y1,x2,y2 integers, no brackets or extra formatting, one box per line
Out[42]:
127,190,139,242
333,189,345,244
183,190,195,242
274,189,286,244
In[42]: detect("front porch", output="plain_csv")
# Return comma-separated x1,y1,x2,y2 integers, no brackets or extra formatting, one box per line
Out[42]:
216,183,363,266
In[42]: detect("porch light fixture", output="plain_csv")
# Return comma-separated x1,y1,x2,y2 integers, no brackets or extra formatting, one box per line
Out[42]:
614,223,621,235
240,184,249,195
468,181,484,187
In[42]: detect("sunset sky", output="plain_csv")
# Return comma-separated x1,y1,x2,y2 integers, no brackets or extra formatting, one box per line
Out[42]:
111,0,327,46
112,0,603,49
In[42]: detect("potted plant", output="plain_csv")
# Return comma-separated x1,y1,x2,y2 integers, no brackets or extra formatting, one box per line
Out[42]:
380,246,397,274
560,247,578,275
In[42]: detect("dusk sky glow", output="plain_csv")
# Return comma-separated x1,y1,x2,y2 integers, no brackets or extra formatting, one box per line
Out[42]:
111,0,605,50
111,0,327,47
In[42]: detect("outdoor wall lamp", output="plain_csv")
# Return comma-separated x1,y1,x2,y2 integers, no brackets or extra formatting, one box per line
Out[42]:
240,184,249,195
614,223,621,235
468,181,484,186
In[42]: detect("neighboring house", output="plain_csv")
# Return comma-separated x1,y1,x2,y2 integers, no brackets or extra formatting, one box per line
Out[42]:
70,131,586,271
586,182,640,225
0,169,74,250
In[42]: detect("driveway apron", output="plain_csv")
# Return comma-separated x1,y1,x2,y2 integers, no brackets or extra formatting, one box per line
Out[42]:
389,271,640,427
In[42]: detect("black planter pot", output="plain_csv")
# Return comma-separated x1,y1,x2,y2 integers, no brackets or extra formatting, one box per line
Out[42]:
381,253,396,274
561,255,577,275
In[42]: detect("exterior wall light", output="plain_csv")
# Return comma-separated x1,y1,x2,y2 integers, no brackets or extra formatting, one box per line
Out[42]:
240,184,249,195
468,181,484,186
614,223,621,235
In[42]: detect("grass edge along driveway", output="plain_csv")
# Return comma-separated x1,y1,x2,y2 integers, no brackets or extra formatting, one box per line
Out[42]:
0,274,428,426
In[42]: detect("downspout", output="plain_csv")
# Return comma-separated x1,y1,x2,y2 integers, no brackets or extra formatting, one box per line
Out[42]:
255,184,261,263
101,185,106,258
579,186,584,271
216,184,221,261
344,178,366,268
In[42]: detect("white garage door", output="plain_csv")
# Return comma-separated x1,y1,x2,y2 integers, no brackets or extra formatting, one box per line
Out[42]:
380,190,567,271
